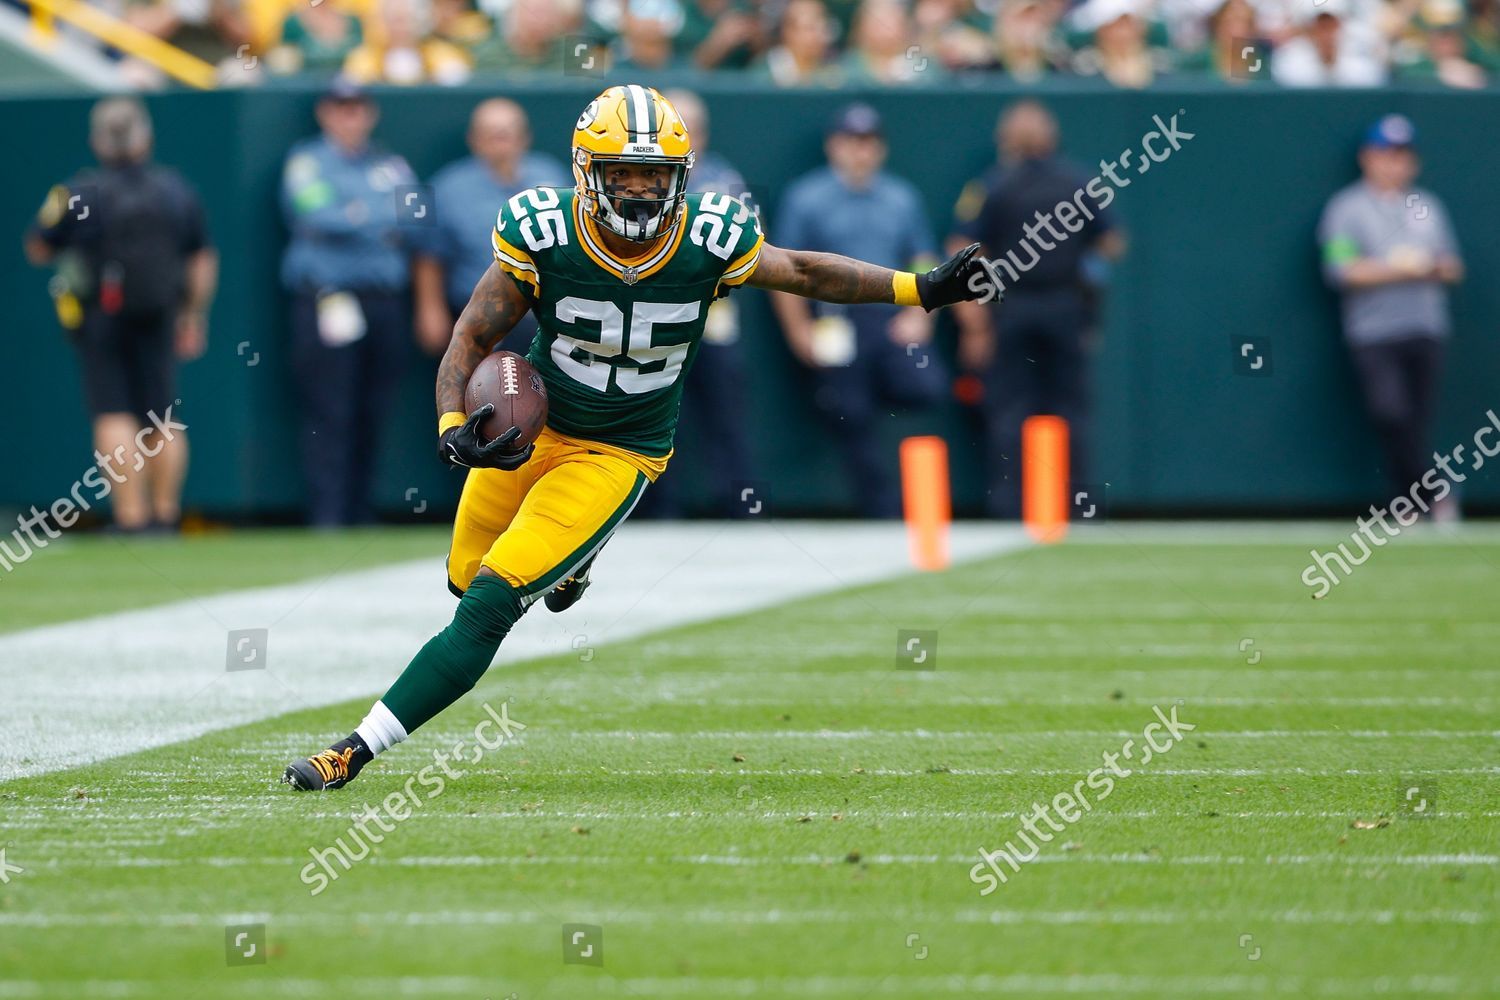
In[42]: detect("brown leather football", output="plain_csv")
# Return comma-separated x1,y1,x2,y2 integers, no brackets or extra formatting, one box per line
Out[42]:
463,351,549,449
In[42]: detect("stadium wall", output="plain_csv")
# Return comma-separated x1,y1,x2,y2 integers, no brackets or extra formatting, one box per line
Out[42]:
3,82,1497,519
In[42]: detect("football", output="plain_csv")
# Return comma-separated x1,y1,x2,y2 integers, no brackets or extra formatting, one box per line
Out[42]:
464,350,549,448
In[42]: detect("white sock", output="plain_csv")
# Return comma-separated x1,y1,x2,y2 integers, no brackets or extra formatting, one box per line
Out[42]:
355,700,408,756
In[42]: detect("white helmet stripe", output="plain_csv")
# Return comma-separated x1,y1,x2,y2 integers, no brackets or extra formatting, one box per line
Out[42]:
627,84,652,142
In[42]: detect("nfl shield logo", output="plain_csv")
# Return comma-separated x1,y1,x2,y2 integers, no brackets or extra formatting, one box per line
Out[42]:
621,267,639,286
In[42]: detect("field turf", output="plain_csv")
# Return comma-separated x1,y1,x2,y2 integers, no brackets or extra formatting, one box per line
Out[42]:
0,526,1496,998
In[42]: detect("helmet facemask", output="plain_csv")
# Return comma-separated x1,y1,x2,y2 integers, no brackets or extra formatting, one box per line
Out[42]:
576,150,693,242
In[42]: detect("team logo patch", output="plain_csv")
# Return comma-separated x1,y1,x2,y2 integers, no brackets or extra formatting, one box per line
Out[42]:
576,99,600,131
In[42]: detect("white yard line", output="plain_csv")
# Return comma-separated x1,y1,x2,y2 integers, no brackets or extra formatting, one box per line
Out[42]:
1062,520,1500,545
11,807,1494,823
0,972,1487,998
493,695,1500,708
8,811,1494,834
0,906,1487,928
34,851,1500,868
547,729,1500,740
0,523,1026,780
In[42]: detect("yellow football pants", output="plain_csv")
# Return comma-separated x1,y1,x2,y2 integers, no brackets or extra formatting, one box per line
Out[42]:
447,427,650,606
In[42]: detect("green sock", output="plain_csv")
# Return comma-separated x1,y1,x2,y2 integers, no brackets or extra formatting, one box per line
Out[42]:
380,574,528,735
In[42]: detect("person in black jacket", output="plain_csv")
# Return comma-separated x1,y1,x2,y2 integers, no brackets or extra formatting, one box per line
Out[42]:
948,100,1125,519
25,97,217,533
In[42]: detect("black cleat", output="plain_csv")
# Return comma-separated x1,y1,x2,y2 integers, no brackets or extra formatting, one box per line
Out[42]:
545,555,595,613
283,739,365,791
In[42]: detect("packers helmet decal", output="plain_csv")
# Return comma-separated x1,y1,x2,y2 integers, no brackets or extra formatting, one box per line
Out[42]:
575,98,601,131
572,84,695,243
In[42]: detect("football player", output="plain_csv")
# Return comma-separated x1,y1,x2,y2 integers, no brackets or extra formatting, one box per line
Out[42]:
284,84,992,790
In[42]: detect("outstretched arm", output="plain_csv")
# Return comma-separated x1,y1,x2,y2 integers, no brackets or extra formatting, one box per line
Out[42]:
746,241,989,311
436,262,533,418
748,243,906,304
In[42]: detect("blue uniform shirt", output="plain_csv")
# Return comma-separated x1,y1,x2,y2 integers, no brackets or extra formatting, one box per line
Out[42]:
280,135,416,293
417,151,570,308
775,166,937,271
776,166,937,323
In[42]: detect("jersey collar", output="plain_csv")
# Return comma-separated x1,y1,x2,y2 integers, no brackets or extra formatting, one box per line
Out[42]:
575,198,687,283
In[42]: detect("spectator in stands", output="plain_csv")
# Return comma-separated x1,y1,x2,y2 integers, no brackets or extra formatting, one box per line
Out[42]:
1396,0,1489,87
270,0,365,75
676,0,762,69
1424,22,1491,86
1467,0,1500,69
757,0,846,85
121,0,250,79
948,100,1123,519
471,0,573,74
23,97,217,533
1157,0,1223,51
1271,0,1387,85
822,0,866,41
280,79,419,527
611,0,689,75
1249,0,1310,44
989,0,1063,79
772,104,943,518
842,0,939,82
1318,114,1464,520
430,0,493,53
1069,0,1172,87
411,99,568,356
912,0,994,72
634,89,759,518
1178,0,1267,79
343,0,472,83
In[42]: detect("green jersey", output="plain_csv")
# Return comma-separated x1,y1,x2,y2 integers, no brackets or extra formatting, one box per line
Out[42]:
490,186,764,457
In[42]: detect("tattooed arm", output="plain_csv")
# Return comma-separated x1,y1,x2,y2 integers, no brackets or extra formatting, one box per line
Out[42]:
435,263,534,417
749,241,987,365
748,241,987,309
751,244,911,366
747,243,907,304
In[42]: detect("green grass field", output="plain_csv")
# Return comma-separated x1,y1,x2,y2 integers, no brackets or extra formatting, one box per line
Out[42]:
1,527,1497,998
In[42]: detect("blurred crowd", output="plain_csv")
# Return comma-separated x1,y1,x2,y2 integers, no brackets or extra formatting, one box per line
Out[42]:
75,0,1500,89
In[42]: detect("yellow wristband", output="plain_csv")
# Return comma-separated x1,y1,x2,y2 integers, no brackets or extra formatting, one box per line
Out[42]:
438,411,467,436
892,271,922,307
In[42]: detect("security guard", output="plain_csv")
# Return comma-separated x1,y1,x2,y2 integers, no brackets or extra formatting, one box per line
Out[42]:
24,96,216,533
280,78,418,527
950,99,1124,519
411,98,569,358
773,103,943,518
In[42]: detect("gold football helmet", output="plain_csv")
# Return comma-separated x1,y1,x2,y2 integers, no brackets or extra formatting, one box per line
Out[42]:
572,84,695,242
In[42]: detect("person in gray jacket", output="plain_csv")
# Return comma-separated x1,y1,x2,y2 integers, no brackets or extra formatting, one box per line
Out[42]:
1318,114,1464,520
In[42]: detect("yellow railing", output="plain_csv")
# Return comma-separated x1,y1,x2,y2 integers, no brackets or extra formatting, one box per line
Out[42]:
23,0,219,89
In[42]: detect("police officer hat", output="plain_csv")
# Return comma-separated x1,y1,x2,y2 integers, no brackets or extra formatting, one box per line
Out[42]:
321,76,372,104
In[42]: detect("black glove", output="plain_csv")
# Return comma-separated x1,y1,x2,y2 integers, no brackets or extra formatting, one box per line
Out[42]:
914,242,996,312
439,404,534,471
